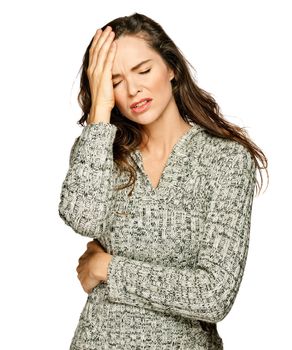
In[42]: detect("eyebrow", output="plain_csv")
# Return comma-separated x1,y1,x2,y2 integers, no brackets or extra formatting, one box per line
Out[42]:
112,59,153,79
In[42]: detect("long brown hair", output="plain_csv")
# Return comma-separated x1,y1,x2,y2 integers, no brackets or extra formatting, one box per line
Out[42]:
76,12,268,197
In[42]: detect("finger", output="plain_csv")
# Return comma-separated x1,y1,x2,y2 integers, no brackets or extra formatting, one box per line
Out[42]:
80,277,91,294
104,40,117,76
78,253,87,263
89,28,102,55
77,255,88,269
94,26,112,50
92,31,115,75
77,270,81,280
88,31,103,72
87,240,103,252
77,269,85,282
89,26,113,72
87,241,95,249
88,26,110,60
83,286,91,294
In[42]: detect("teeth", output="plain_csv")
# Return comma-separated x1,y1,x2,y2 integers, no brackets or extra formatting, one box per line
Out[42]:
134,100,148,108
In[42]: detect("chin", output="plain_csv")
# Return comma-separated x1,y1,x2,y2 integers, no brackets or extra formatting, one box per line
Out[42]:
132,112,162,126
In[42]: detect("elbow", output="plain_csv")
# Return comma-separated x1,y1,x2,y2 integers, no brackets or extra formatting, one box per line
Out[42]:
202,285,239,323
169,294,235,324
186,277,239,323
58,203,70,225
58,200,76,231
206,303,232,323
189,297,234,324
58,195,72,225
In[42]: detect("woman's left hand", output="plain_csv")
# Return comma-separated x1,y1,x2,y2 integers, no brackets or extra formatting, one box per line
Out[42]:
76,240,113,294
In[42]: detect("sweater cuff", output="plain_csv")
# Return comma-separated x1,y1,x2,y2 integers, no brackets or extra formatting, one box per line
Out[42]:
80,121,117,144
106,255,128,302
74,122,118,164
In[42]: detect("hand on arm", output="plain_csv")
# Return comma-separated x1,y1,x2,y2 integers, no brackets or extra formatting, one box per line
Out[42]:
76,240,113,294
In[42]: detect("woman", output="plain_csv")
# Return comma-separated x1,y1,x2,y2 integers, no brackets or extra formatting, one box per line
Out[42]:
58,12,268,349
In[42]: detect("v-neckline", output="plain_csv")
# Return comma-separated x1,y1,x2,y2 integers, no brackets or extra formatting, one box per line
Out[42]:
131,122,201,195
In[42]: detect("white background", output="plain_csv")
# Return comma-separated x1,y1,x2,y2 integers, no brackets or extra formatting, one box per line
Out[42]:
0,0,290,349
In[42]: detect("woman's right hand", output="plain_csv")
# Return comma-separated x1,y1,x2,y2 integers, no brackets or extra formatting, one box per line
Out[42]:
86,26,117,124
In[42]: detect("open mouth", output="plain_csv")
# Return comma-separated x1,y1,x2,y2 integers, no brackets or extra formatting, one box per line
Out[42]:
131,99,152,114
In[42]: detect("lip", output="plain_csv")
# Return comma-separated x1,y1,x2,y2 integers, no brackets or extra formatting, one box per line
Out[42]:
130,98,152,109
131,99,152,114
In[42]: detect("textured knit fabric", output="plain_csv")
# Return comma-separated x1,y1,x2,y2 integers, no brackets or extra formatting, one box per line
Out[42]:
58,119,257,350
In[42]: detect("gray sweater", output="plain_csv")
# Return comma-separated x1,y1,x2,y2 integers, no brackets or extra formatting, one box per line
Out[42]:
58,120,256,349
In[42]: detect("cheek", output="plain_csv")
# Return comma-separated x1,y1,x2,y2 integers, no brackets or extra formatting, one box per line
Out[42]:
151,72,172,96
150,74,166,90
113,92,124,111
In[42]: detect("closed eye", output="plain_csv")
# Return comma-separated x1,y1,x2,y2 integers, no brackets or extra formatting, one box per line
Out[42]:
113,82,120,88
113,69,151,88
140,68,151,74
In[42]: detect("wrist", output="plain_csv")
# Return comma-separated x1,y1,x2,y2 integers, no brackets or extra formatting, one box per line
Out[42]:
88,107,112,124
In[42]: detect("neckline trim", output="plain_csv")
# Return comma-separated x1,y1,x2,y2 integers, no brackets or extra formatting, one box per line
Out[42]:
131,122,204,195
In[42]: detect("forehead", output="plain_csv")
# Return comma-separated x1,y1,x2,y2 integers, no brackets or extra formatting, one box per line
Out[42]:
112,35,160,70
115,35,152,56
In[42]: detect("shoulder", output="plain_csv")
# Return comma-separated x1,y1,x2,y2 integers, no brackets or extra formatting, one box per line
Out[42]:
197,129,255,173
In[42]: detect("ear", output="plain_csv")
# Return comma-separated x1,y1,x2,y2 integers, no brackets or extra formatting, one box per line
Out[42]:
167,66,175,81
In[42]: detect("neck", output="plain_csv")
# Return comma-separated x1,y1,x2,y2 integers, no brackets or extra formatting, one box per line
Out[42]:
139,101,192,158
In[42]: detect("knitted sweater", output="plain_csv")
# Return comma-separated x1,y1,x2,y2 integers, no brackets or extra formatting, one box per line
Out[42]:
58,119,256,350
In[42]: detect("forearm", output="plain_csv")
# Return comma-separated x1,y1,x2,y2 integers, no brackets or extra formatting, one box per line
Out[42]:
58,122,118,237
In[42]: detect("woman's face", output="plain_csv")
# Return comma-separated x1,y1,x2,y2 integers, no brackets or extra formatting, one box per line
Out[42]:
112,34,175,125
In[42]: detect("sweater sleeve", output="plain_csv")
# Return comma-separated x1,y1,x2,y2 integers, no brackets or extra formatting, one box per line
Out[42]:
58,122,118,237
105,145,257,323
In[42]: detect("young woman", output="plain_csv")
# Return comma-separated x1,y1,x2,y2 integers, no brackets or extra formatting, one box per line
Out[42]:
58,12,268,349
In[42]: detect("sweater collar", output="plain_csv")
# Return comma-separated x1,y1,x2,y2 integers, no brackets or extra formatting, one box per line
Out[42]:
129,121,205,200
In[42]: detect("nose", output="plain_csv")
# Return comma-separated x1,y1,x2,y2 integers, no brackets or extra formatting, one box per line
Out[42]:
126,77,141,96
